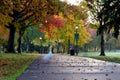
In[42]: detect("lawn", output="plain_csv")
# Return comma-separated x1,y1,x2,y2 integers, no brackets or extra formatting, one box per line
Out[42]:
88,56,120,64
0,53,39,80
78,50,120,64
78,50,120,57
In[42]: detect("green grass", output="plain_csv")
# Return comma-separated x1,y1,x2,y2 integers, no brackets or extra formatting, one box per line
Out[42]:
78,50,120,57
78,50,120,64
0,53,39,80
88,56,120,64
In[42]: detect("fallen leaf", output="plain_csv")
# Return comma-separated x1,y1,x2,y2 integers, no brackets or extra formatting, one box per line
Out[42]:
105,74,108,76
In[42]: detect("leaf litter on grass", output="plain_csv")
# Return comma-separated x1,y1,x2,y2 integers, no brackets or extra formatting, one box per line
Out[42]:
0,53,39,79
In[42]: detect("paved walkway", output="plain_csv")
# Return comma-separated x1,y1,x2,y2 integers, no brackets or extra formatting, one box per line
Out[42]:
17,54,120,80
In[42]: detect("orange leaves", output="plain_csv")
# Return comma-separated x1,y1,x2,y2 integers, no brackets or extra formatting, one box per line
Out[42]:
0,26,2,34
44,15,65,28
40,25,57,39
39,14,65,39
39,27,46,33
0,25,9,41
40,24,52,33
49,15,64,28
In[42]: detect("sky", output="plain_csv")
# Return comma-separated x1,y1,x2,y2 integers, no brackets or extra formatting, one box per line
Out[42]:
60,0,93,23
60,0,82,5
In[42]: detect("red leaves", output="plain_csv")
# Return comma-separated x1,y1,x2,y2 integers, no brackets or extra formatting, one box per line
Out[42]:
39,15,64,39
39,27,46,33
40,15,65,29
49,15,64,28
44,15,64,28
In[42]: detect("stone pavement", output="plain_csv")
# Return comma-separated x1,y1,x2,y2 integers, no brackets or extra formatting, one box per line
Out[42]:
17,54,120,80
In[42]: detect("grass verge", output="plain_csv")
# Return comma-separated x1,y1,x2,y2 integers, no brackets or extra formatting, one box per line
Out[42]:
0,53,39,80
88,56,120,64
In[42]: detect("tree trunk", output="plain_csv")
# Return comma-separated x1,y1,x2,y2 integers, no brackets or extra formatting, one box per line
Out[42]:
7,24,16,53
26,43,29,53
68,39,70,54
68,36,70,54
100,30,105,56
17,30,22,53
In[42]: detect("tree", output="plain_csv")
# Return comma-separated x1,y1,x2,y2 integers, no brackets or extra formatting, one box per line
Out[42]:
86,0,120,56
85,0,108,56
65,5,90,43
22,26,44,52
39,14,65,52
97,0,120,39
0,0,66,53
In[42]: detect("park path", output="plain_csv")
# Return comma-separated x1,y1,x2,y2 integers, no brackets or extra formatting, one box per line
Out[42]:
17,54,120,80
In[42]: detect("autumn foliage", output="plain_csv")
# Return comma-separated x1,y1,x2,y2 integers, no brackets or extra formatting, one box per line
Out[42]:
48,15,64,28
40,15,64,39
0,25,9,45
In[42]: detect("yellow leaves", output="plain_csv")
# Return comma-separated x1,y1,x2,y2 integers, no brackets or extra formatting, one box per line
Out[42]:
0,25,9,41
54,14,65,21
45,33,49,39
65,14,74,25
13,21,21,29
0,25,3,34
44,26,57,40
0,13,12,26
69,14,74,21
63,16,91,47
76,20,90,46
25,20,29,25
58,12,63,17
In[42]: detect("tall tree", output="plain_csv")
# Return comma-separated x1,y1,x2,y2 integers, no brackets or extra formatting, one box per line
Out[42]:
104,0,120,38
86,0,120,55
85,0,108,56
0,0,65,53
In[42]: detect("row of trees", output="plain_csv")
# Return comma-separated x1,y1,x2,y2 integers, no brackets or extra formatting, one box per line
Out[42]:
0,0,92,53
38,2,91,53
0,0,67,53
1,0,120,55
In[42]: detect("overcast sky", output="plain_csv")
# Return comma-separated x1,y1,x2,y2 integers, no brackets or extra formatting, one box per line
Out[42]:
60,0,82,5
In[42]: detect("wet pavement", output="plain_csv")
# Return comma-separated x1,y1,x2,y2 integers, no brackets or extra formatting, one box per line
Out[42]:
17,54,120,80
